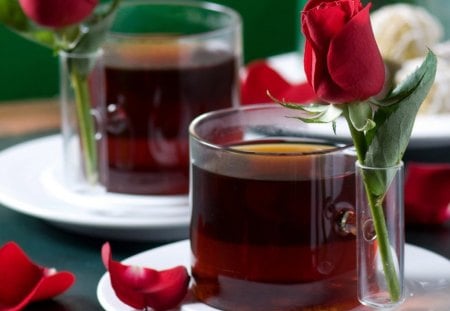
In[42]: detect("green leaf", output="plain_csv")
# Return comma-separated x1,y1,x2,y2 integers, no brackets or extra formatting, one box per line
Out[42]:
365,50,437,168
0,0,28,31
374,54,436,108
70,0,121,54
348,101,376,131
362,51,437,196
363,167,397,197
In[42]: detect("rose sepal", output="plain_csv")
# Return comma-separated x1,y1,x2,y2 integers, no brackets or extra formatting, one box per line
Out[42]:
347,102,376,132
268,92,343,135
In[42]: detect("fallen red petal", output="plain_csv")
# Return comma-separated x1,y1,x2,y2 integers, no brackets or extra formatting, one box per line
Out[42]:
405,163,450,225
102,242,190,311
30,269,76,302
0,242,75,311
241,60,316,105
141,266,190,311
241,61,291,105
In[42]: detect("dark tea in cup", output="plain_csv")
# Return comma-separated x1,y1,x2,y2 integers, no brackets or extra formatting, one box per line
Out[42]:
189,105,358,310
102,0,241,195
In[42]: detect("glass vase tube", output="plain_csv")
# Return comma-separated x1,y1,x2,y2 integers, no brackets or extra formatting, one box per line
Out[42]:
59,50,106,193
356,161,405,309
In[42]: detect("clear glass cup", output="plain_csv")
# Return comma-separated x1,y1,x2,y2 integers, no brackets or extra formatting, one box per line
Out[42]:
102,0,242,195
189,104,358,310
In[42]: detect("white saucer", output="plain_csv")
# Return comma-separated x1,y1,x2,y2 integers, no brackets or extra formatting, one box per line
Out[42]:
267,53,450,149
288,114,450,149
97,240,450,311
0,135,190,241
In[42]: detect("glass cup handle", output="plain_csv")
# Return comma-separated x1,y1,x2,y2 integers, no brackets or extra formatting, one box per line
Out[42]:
336,209,356,236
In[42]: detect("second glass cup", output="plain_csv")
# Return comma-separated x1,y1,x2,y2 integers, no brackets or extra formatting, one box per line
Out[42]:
102,0,241,195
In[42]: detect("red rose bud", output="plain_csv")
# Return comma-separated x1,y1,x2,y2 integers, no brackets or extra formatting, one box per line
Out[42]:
19,0,98,28
0,242,75,311
102,243,190,311
301,0,385,103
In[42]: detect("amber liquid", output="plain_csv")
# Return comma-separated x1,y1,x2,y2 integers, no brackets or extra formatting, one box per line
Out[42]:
191,142,358,310
104,44,237,194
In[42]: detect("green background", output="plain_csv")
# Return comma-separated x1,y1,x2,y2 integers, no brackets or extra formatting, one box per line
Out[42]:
0,0,304,101
0,0,435,101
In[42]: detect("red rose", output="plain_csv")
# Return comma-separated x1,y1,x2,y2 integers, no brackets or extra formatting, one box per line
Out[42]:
19,0,98,28
301,0,385,103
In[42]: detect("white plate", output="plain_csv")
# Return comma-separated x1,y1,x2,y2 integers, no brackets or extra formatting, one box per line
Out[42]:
97,240,450,311
0,135,190,241
267,53,450,149
287,114,450,149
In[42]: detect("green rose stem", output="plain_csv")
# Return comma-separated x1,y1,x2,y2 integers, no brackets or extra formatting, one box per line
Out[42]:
343,106,401,302
69,63,98,184
62,0,121,185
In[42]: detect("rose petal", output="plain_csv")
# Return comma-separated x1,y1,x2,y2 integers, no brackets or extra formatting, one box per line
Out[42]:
302,2,352,101
19,0,98,28
102,242,190,311
0,242,42,309
241,61,316,105
303,0,352,11
140,266,190,311
0,242,75,311
328,4,385,101
31,270,76,302
405,163,450,225
241,61,291,105
302,4,348,52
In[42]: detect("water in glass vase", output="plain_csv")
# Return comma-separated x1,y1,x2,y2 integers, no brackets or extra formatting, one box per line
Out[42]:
191,140,359,310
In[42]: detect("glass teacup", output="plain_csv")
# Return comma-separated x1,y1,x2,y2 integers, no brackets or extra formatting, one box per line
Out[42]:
189,104,358,310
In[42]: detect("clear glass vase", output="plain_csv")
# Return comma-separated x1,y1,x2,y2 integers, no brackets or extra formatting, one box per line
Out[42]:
59,50,107,193
356,161,405,309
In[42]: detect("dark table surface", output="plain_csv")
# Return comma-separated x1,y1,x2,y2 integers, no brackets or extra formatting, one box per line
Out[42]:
0,133,449,311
